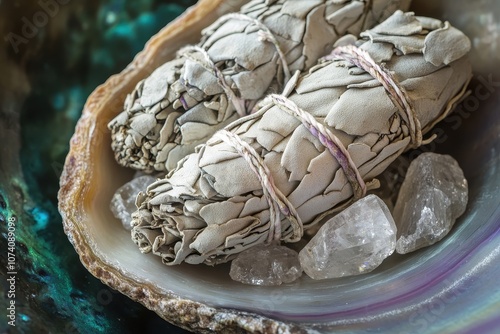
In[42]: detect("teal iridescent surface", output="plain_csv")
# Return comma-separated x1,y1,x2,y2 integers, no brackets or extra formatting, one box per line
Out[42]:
1,0,499,333
0,1,195,333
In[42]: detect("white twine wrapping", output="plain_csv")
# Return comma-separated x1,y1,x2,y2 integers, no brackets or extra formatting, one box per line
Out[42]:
214,130,303,243
178,13,291,118
327,45,423,148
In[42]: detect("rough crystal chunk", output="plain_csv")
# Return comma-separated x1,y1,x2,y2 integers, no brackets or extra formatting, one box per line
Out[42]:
393,153,468,254
229,244,302,286
110,175,156,230
299,195,396,280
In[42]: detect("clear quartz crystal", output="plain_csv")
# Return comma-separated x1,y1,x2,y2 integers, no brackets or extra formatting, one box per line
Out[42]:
229,244,302,286
299,195,397,280
393,153,468,254
110,175,157,230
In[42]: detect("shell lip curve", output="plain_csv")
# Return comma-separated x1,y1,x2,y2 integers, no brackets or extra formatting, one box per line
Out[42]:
58,0,499,333
57,0,306,332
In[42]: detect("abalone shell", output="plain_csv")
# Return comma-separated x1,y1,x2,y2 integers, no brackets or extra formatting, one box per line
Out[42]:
58,0,500,332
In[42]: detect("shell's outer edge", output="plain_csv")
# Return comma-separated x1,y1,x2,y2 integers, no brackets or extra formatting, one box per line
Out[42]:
57,0,309,332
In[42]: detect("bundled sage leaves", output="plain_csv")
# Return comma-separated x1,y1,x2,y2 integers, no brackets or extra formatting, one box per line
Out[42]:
109,0,411,172
131,11,472,266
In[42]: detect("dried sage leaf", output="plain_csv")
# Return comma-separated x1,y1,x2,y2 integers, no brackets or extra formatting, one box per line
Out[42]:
109,0,412,173
131,11,472,266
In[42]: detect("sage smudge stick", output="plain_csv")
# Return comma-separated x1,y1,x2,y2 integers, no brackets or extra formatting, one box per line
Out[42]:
131,11,472,266
108,0,411,172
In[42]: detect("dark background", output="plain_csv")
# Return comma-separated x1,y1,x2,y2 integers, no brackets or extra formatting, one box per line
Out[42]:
0,1,196,333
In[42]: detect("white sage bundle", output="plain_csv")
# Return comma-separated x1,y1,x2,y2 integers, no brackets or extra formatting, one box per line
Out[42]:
131,11,472,266
109,0,411,172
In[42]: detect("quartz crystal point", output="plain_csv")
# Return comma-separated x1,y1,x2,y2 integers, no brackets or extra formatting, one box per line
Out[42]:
131,12,472,266
393,153,468,254
230,244,302,286
110,175,157,230
299,195,396,279
108,0,412,173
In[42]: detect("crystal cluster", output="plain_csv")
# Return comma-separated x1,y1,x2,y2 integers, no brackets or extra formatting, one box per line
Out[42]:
299,195,397,280
110,175,157,230
229,244,302,286
230,153,469,283
111,155,467,283
393,153,468,254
